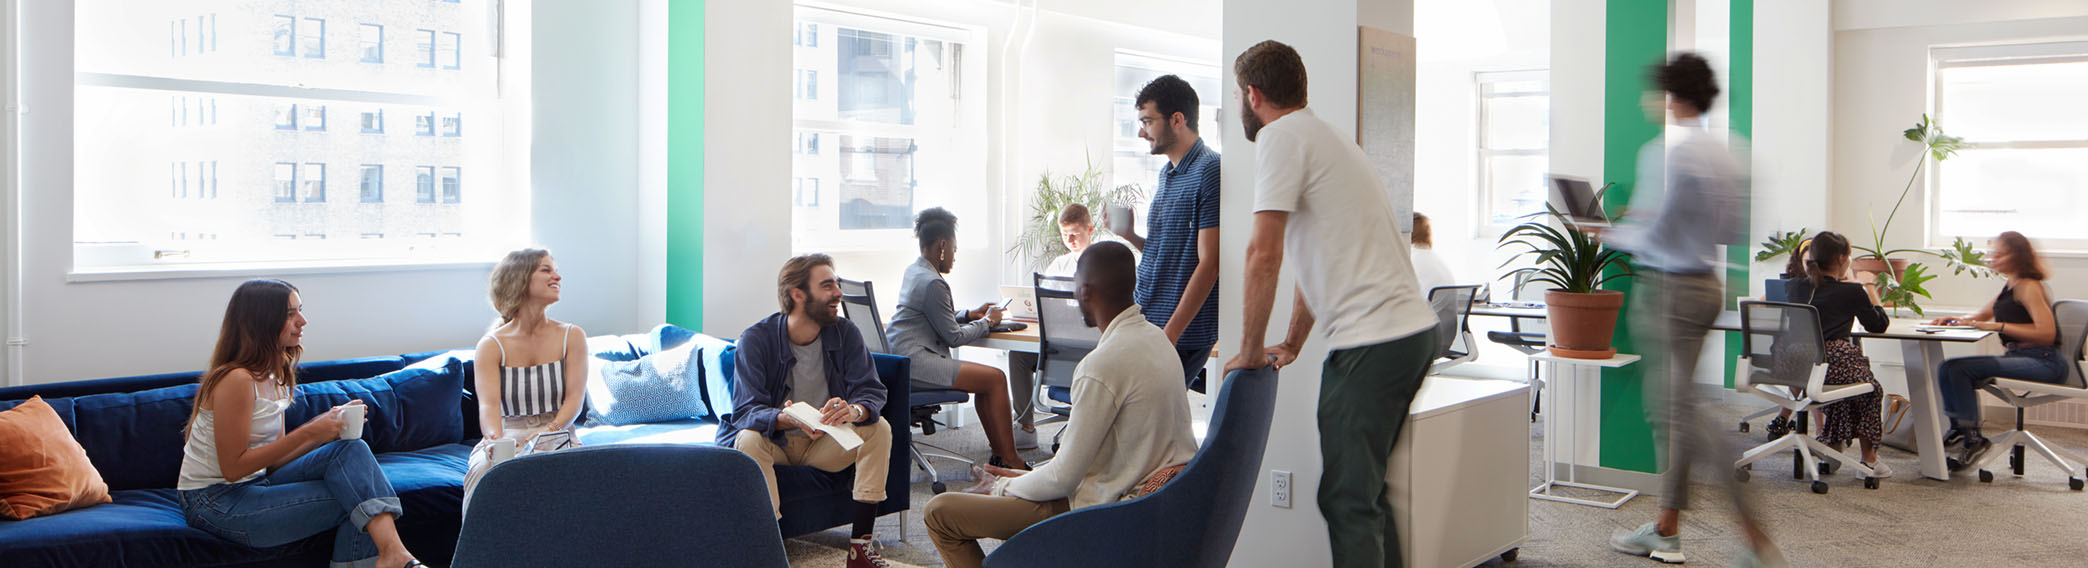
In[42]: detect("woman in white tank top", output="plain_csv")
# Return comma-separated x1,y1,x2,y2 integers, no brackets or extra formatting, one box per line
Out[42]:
176,279,423,568
463,249,589,507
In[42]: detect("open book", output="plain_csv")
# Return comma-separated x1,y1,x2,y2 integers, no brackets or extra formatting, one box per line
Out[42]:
782,401,864,451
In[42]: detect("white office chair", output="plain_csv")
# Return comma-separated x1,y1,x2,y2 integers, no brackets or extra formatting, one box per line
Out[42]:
1731,301,1882,493
1969,299,2088,491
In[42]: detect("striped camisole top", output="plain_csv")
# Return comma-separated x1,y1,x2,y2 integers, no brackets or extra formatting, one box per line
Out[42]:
491,325,572,418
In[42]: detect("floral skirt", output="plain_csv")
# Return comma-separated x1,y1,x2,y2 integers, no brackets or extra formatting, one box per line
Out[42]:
1819,339,1883,449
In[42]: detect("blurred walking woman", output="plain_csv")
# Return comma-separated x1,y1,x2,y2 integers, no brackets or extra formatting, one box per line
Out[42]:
177,280,423,568
463,249,587,506
1931,232,2060,469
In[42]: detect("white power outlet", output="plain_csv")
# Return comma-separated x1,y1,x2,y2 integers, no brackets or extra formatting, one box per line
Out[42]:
1271,470,1292,508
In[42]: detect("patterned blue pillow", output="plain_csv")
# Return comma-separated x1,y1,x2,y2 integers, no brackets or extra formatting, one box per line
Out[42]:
584,342,708,426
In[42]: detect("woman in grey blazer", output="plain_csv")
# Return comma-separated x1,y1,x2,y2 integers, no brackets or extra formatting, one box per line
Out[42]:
886,208,1029,469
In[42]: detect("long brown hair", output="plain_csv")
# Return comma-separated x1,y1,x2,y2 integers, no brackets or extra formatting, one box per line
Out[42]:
1803,231,1851,289
185,279,303,436
1993,231,2047,281
489,248,551,326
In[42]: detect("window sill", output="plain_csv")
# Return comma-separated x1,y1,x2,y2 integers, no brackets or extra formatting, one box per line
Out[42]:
68,257,494,283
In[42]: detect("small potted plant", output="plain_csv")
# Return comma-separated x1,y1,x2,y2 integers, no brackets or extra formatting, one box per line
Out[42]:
1497,206,1636,359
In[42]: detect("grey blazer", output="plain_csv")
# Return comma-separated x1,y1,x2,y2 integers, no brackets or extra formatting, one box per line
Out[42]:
885,256,992,358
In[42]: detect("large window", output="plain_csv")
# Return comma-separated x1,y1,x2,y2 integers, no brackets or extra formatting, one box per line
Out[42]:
1933,43,2088,249
73,0,518,270
1476,70,1550,228
790,6,987,252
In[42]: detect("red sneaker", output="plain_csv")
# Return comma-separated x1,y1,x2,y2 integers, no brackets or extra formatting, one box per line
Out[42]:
847,538,890,568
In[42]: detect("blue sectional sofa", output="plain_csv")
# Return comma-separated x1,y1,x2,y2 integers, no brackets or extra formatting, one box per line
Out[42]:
0,325,913,567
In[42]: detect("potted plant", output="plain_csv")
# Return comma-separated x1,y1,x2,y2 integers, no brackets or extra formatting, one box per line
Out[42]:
1008,157,1146,271
1852,115,1992,316
1497,206,1636,359
1754,228,1810,275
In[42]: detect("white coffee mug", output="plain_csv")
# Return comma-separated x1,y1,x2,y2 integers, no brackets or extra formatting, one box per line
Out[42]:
489,437,518,463
338,404,367,440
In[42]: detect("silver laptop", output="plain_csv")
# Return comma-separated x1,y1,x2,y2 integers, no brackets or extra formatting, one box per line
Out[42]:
997,285,1040,321
1548,175,1614,227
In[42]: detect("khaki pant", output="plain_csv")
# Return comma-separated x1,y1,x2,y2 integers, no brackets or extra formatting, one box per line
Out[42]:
923,492,1071,568
731,417,893,518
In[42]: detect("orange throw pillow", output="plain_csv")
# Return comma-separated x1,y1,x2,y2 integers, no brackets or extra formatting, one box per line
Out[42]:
0,396,113,520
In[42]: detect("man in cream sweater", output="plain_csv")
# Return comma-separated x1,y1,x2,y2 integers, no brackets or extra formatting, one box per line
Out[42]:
922,241,1198,568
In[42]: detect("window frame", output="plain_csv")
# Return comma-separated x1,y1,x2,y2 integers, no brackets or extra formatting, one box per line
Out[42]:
359,23,384,63
301,17,325,60
1474,69,1551,235
1929,42,2088,252
359,164,383,203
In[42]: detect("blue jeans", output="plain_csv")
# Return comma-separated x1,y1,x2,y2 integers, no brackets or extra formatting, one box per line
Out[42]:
1937,346,2068,430
179,439,403,568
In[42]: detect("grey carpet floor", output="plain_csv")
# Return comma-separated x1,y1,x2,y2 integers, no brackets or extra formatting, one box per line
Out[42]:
786,383,2088,567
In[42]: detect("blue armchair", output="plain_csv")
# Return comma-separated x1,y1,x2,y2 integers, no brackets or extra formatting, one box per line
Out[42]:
453,444,789,568
983,367,1280,568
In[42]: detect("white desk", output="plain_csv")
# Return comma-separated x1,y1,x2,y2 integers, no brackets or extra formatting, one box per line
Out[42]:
1389,377,1531,568
1528,352,1642,509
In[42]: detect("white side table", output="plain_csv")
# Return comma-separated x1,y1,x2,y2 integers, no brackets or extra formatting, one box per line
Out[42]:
1528,352,1641,509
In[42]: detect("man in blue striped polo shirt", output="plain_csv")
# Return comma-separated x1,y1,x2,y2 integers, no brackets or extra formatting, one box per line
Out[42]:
1119,74,1220,390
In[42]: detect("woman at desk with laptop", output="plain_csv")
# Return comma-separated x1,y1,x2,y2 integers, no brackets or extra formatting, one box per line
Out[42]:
1778,232,1893,477
889,207,1033,470
1929,231,2062,469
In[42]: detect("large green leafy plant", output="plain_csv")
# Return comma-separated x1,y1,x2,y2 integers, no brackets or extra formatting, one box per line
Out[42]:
1008,157,1146,271
1854,115,1990,316
1496,206,1635,293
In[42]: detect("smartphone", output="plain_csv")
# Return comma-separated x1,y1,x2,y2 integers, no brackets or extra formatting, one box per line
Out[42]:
997,297,1015,311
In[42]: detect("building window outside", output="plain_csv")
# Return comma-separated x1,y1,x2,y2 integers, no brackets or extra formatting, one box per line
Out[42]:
416,166,437,203
275,103,297,130
1933,43,2088,249
304,105,326,131
1477,70,1550,229
441,166,461,203
360,164,383,203
361,109,384,133
172,162,187,198
441,32,461,69
301,17,325,59
302,162,326,202
416,112,435,136
360,24,383,63
442,113,461,136
417,29,436,68
274,163,297,202
273,16,295,56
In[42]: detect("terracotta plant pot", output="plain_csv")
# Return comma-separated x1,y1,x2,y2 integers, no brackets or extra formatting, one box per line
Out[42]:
1545,289,1626,359
1850,257,1910,281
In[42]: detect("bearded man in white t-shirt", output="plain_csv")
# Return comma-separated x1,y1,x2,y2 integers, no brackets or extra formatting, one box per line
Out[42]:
1223,40,1440,568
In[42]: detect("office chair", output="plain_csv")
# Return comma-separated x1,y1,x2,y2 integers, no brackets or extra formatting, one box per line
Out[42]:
1731,301,1881,493
1970,299,2088,490
1426,285,1483,375
1483,270,1547,421
1033,273,1097,453
839,278,971,494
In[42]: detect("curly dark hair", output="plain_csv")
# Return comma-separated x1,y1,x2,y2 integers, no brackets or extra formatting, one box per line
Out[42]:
914,207,958,251
1135,75,1201,134
1653,52,1719,114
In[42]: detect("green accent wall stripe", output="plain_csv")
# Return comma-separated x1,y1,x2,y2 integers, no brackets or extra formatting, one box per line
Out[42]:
1724,0,1754,389
666,0,705,329
1599,0,1667,474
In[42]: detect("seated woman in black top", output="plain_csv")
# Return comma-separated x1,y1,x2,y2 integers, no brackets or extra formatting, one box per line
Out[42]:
1781,232,1892,475
1931,231,2061,469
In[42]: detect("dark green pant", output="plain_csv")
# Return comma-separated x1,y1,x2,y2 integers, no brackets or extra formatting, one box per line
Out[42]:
1318,328,1438,568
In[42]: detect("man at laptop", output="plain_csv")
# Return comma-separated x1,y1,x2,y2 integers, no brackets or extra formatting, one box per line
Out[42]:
1044,204,1137,277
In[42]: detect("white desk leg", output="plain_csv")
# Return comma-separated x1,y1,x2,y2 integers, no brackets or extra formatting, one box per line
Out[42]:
1899,340,1951,481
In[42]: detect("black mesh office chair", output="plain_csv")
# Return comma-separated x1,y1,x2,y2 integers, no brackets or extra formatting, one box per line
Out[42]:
1426,285,1482,375
1483,271,1547,421
839,278,970,494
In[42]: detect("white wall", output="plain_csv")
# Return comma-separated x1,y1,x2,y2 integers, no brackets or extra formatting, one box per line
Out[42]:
699,0,793,336
1830,6,2088,309
1747,0,1831,292
8,0,650,385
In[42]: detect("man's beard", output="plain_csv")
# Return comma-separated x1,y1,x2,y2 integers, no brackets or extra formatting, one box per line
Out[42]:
1241,105,1266,142
805,298,840,327
1146,128,1175,156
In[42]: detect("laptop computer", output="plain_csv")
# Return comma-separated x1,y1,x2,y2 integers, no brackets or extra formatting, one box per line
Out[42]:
997,285,1040,322
1548,175,1614,227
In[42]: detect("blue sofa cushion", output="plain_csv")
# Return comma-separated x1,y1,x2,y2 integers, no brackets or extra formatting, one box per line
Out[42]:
576,418,719,446
70,384,203,492
703,342,739,423
0,395,76,436
291,368,464,455
0,488,327,568
585,343,709,427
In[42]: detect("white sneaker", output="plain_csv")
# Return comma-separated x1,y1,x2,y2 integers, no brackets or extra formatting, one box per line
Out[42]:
1013,423,1038,450
1864,461,1893,479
